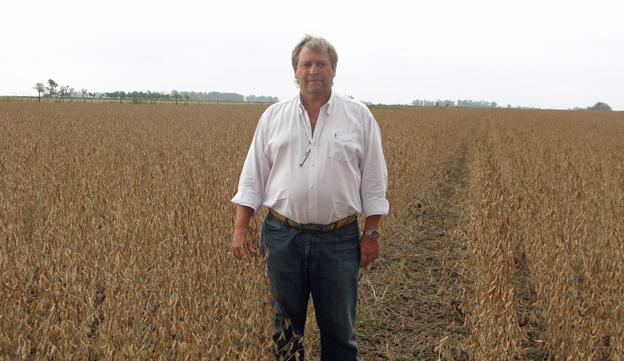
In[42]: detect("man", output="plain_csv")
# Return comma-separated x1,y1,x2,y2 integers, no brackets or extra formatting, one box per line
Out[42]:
231,35,389,360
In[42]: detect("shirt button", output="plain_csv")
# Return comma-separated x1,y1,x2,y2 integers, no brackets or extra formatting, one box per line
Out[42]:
311,163,315,167
310,185,314,189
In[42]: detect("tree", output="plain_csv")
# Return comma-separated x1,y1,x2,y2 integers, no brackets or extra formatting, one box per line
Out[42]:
588,102,612,111
81,88,88,103
46,79,58,98
34,83,45,102
58,85,73,98
105,91,126,103
171,90,181,105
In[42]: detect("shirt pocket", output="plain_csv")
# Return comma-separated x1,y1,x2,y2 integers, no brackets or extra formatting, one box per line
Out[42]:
329,131,358,163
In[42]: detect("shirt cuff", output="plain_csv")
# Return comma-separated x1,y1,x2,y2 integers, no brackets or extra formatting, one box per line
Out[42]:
363,198,390,217
231,193,262,214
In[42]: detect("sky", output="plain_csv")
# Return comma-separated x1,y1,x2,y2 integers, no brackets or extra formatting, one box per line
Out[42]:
2,0,623,110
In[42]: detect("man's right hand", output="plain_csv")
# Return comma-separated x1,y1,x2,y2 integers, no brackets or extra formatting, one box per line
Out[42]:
231,205,256,260
231,227,258,259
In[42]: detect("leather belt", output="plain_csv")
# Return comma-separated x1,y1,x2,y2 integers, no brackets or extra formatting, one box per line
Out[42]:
269,209,357,232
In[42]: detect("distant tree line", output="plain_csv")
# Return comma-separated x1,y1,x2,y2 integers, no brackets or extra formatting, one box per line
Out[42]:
411,99,499,108
412,99,614,111
33,79,278,104
245,94,280,103
34,79,81,102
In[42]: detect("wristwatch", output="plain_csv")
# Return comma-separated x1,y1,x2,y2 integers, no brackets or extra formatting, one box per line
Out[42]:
364,228,380,241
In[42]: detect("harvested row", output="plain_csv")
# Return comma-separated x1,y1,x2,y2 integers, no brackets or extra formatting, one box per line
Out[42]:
309,107,476,359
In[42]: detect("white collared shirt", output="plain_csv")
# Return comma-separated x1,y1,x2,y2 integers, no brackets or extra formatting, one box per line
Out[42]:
231,92,389,225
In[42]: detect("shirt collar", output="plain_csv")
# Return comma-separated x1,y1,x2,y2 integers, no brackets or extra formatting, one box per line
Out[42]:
297,91,336,116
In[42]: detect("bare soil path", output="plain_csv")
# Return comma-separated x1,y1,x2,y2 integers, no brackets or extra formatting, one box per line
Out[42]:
358,144,470,360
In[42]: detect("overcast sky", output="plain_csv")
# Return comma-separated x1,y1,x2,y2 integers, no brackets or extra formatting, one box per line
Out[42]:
2,0,623,110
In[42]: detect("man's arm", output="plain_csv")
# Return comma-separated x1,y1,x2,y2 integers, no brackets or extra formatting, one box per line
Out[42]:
360,214,381,268
359,108,389,268
231,110,271,260
364,214,381,230
232,205,256,259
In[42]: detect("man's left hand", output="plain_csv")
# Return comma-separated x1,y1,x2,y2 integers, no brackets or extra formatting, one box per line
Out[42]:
360,234,379,268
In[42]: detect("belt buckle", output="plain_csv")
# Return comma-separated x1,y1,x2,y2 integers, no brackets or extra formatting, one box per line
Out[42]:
297,223,311,231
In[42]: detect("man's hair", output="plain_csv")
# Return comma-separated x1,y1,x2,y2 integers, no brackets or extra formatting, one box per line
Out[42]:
291,35,338,71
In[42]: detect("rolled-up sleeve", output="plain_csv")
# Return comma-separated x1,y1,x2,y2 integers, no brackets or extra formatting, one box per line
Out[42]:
231,112,271,213
360,109,389,217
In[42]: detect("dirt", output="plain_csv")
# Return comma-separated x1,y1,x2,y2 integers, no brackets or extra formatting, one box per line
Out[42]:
357,144,470,360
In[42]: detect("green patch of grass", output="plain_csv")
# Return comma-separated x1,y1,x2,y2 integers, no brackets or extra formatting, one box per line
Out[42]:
356,318,385,338
393,257,407,270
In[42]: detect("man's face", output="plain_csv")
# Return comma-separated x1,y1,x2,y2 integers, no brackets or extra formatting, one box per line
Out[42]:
295,46,336,97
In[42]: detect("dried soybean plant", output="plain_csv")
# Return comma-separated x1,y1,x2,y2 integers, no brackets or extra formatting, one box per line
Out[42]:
2,102,622,360
461,110,624,360
0,103,274,360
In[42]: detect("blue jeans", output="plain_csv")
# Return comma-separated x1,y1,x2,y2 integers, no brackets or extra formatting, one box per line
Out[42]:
261,211,360,361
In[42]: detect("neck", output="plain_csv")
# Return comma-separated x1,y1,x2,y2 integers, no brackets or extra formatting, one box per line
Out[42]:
300,91,331,111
